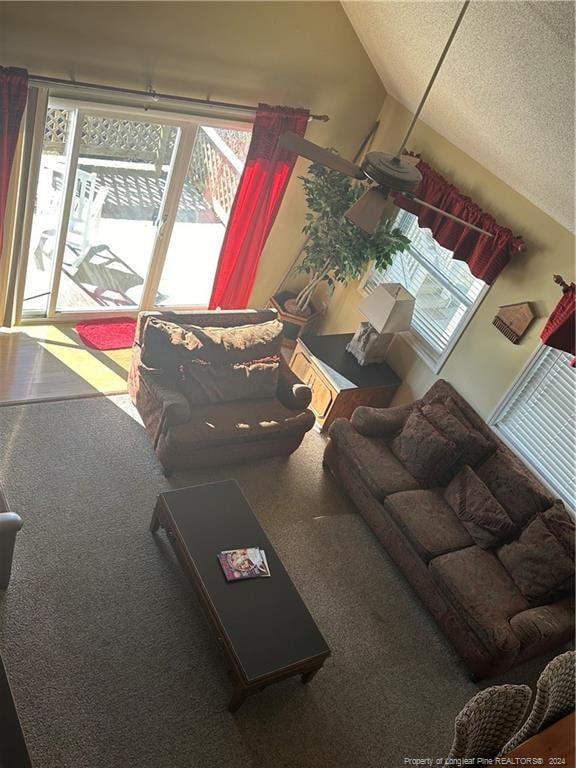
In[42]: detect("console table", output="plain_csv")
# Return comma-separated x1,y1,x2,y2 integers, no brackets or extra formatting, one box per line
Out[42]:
290,334,401,431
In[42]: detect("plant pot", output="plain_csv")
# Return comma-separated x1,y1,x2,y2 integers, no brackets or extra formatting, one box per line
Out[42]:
267,291,324,348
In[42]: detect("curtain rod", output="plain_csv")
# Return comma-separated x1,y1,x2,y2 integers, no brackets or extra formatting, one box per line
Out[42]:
27,74,330,122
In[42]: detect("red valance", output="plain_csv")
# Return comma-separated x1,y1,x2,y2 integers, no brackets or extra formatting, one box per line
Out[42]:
393,157,524,285
540,283,576,366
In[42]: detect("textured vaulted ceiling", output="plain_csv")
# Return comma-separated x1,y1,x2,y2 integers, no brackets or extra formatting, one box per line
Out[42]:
342,1,575,233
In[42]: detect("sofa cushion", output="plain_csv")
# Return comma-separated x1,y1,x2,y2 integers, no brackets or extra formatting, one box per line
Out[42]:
384,490,474,562
476,451,554,527
179,355,280,404
167,397,315,448
351,403,413,438
141,317,189,370
430,547,530,653
390,407,460,487
422,401,495,469
497,501,575,606
328,419,420,500
444,465,516,549
141,316,283,368
182,319,284,363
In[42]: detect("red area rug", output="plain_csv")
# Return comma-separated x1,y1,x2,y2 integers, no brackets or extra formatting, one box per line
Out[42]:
75,317,137,351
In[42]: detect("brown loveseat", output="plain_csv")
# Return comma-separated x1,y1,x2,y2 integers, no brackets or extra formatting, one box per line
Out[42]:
129,309,315,474
324,379,575,679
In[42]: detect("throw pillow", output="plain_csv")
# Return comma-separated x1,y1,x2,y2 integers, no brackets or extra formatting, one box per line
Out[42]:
476,452,554,527
422,401,495,469
390,407,460,487
497,500,575,605
444,465,516,549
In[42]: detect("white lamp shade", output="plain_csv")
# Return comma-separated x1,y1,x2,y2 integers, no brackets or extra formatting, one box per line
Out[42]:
360,282,415,334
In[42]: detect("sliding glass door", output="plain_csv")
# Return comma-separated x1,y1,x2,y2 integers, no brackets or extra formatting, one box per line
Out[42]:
17,96,251,321
154,127,248,307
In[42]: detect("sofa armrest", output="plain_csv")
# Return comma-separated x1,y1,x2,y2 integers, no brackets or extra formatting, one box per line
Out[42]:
277,357,312,410
351,403,413,437
0,489,22,589
135,366,191,450
510,597,575,649
139,367,191,429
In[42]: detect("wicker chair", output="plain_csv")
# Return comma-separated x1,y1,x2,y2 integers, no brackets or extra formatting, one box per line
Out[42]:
499,651,576,755
446,685,532,762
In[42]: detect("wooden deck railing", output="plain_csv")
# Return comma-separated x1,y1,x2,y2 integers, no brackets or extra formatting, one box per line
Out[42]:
191,127,245,224
43,110,249,222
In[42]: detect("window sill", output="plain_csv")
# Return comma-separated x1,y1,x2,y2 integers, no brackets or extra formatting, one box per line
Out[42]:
397,329,444,374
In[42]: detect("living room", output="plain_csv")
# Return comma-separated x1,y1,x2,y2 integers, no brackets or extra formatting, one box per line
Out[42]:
0,2,574,767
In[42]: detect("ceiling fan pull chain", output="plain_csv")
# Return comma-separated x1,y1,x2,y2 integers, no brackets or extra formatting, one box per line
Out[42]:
396,0,471,158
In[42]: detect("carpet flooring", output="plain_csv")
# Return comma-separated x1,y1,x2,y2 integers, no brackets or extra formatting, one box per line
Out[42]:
0,395,555,768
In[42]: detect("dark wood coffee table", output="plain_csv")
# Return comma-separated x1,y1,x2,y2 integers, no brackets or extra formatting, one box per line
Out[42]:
151,480,330,712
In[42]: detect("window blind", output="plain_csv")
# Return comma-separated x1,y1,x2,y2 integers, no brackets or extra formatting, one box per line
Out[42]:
493,346,576,509
366,211,485,358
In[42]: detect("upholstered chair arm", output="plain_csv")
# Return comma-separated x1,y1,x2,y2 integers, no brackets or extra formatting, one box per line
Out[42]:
351,403,413,437
277,357,312,410
0,511,22,589
137,367,191,448
510,597,575,649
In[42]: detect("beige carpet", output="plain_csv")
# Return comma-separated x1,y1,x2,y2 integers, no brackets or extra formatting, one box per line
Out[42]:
0,395,553,768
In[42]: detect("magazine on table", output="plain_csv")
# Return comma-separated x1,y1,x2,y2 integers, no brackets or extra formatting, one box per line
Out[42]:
217,548,270,581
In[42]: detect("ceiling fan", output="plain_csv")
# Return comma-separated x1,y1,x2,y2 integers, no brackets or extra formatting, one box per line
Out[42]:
280,0,492,238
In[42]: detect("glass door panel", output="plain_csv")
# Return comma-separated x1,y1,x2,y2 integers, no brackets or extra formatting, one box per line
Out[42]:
55,113,179,312
155,125,251,307
22,106,74,316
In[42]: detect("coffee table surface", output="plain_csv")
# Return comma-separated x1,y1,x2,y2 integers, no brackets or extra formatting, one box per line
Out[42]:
158,480,330,684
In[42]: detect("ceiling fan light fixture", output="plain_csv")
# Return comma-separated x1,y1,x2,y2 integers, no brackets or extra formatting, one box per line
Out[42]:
344,188,394,234
361,153,422,193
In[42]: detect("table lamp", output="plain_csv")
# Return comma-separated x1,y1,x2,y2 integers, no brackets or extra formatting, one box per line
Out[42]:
346,282,415,365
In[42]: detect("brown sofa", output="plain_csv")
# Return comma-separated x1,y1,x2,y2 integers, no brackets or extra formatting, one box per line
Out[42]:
324,379,575,679
129,309,316,474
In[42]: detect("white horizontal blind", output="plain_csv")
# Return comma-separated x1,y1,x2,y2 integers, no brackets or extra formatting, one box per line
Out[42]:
493,346,576,508
367,211,485,357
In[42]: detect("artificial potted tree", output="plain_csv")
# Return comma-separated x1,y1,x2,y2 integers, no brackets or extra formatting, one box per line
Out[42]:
271,160,411,344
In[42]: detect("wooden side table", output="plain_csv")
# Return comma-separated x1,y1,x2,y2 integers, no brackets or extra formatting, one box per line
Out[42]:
290,334,401,432
505,711,574,763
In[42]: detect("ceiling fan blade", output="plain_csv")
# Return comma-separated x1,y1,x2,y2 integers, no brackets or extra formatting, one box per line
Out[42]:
344,188,393,234
279,132,366,180
410,196,493,237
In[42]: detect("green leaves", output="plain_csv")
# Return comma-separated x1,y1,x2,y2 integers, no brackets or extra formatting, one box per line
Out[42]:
297,161,411,288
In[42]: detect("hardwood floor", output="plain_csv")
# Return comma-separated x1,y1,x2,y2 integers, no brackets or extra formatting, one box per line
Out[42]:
0,325,131,405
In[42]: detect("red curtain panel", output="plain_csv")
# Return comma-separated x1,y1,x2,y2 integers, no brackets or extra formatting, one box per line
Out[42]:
394,157,524,285
541,283,576,366
209,104,309,310
0,67,28,258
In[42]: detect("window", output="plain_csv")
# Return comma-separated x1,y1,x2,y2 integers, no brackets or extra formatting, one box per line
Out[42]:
363,210,487,371
491,346,575,509
17,93,252,320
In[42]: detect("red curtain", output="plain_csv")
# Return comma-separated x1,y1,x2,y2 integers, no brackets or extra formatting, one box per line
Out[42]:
209,103,309,309
394,157,524,285
0,67,28,258
540,283,576,366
